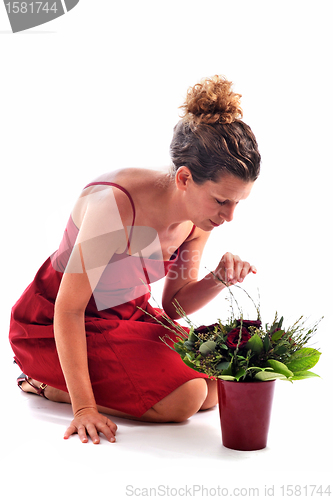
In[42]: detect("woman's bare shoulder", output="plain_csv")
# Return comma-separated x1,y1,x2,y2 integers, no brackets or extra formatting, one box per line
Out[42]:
71,169,140,229
71,167,166,229
89,167,160,186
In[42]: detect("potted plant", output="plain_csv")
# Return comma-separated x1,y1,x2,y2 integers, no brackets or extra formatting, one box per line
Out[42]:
143,277,322,451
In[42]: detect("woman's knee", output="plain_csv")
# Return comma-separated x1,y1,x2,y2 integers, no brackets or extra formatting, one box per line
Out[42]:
200,379,218,410
152,379,208,423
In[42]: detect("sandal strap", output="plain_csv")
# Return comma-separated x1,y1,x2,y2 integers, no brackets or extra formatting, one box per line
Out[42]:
17,373,48,399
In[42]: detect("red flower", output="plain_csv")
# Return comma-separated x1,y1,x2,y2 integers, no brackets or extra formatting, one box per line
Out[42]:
195,323,219,334
226,327,251,349
236,319,262,329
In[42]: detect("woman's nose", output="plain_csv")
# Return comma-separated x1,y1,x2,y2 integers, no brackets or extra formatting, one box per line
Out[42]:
220,204,236,222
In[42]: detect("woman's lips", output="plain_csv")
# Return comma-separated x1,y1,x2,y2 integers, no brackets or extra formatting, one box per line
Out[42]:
209,219,221,227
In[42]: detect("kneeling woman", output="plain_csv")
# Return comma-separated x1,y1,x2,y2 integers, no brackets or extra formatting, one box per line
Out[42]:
10,75,261,444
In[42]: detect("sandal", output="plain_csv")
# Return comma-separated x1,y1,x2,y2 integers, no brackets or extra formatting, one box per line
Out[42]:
17,373,48,399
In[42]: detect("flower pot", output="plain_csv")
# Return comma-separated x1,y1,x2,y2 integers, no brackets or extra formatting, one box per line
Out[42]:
217,379,276,451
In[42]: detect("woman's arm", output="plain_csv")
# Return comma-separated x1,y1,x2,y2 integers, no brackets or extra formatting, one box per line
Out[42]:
162,228,256,319
54,272,117,444
53,187,131,443
54,274,100,413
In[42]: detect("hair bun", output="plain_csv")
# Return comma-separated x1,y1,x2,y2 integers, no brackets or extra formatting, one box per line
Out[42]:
180,75,243,125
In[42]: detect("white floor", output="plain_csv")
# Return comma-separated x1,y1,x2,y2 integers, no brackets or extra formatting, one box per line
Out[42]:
2,356,331,500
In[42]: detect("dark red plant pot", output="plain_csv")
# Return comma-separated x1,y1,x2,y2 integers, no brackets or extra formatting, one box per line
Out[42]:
217,379,276,451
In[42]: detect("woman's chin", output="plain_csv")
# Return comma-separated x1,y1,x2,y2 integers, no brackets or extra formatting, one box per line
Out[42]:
195,221,214,232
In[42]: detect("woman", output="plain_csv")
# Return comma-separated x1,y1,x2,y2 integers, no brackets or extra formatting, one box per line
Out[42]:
9,75,261,444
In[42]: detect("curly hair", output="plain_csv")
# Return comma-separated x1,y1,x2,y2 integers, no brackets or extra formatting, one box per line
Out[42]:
170,75,261,184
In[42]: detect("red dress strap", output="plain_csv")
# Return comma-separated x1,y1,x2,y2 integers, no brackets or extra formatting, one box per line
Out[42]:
84,182,136,227
188,224,196,237
83,182,136,251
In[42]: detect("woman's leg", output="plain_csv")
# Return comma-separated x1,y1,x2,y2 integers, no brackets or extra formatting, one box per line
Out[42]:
199,378,218,410
98,379,217,422
20,378,71,403
98,378,217,423
20,377,217,423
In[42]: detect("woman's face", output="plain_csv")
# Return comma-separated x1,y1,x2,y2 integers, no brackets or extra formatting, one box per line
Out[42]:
183,171,254,231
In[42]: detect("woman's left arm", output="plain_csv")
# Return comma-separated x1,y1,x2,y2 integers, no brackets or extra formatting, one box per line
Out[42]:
162,228,256,319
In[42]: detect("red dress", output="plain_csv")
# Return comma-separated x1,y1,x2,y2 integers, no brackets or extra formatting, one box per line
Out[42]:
9,182,207,417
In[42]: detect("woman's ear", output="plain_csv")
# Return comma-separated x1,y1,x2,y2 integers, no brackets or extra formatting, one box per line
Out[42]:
175,166,193,191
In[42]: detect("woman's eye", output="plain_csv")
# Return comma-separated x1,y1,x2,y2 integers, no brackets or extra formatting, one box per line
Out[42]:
216,199,227,206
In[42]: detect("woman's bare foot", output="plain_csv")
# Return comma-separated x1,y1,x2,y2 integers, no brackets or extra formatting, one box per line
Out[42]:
20,378,71,403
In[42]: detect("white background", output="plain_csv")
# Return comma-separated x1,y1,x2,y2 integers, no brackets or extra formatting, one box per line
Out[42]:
1,1,332,499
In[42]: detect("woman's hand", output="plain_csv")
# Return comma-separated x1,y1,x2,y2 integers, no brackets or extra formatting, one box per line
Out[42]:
214,252,257,286
64,407,118,444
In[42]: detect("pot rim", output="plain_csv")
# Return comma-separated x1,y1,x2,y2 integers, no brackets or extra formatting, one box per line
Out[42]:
217,379,276,385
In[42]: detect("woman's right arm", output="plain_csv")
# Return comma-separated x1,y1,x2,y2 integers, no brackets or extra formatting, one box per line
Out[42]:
53,187,130,443
54,273,117,444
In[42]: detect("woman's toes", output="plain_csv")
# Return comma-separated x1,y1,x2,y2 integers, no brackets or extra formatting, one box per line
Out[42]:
20,379,38,394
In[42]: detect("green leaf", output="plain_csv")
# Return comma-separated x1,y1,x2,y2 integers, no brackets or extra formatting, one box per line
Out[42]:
183,340,195,350
271,329,285,342
266,359,294,378
274,344,289,355
199,340,216,356
285,348,321,372
263,333,272,352
291,370,321,381
235,368,246,381
245,333,264,353
181,357,202,372
254,371,289,381
185,352,195,361
247,366,269,373
174,342,185,355
188,327,198,343
221,362,234,376
277,316,284,330
217,375,236,381
216,361,230,371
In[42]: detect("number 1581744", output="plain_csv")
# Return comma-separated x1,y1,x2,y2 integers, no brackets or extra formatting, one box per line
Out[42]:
5,2,58,14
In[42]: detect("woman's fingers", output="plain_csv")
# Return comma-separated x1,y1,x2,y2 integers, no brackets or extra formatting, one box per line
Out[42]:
96,421,116,443
64,422,89,443
64,424,74,440
232,255,244,282
105,418,118,434
221,252,234,282
238,260,251,282
250,265,257,275
63,413,117,444
217,253,257,285
78,425,89,443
